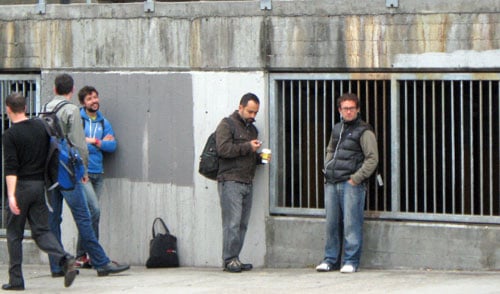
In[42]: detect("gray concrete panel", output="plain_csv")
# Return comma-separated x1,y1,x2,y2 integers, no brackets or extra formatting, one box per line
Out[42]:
40,72,194,185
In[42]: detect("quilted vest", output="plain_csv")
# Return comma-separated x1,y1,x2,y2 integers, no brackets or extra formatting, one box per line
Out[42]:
324,117,370,184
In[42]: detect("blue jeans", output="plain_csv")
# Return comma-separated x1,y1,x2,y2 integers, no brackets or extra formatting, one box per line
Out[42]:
48,182,110,273
323,181,366,268
76,173,103,257
218,181,253,263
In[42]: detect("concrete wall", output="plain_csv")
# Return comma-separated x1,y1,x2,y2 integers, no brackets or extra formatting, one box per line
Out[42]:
267,218,500,270
37,71,267,267
0,0,499,270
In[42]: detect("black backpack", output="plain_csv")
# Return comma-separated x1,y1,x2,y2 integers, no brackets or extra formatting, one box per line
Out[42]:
198,118,234,180
38,100,85,191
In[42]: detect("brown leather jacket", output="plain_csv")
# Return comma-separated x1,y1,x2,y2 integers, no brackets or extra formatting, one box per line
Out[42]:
215,111,260,184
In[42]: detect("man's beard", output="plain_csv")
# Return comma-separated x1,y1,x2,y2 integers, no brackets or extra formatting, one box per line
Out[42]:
86,103,99,113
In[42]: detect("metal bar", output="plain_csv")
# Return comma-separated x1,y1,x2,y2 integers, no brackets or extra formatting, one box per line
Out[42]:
298,81,303,208
413,81,418,212
391,77,401,212
469,82,474,215
451,81,456,214
268,77,277,210
365,80,370,122
423,81,427,212
364,211,500,225
314,80,320,208
306,81,311,208
372,80,378,210
488,81,493,216
460,80,465,214
281,81,287,207
432,81,437,213
479,82,484,215
290,81,295,208
323,81,328,175
269,207,500,224
441,81,446,213
403,81,408,212
383,81,388,211
340,82,344,106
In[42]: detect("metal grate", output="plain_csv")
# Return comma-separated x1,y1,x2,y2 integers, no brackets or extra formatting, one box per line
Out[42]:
269,73,500,224
0,75,40,232
269,74,391,216
398,78,499,218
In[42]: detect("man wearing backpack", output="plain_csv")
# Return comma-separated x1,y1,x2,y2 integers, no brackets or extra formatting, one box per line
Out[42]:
74,86,117,268
216,93,269,273
46,74,130,277
2,93,78,290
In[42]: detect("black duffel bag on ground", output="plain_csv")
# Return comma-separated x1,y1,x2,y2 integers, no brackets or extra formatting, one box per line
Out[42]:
145,217,179,268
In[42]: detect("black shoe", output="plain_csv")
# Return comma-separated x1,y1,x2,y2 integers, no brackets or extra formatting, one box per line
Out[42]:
239,262,253,271
1,284,24,291
52,270,79,278
96,262,130,277
62,257,78,287
223,259,241,273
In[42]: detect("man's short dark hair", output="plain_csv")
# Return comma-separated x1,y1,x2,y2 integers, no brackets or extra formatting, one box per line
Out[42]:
78,86,99,104
239,93,260,107
337,93,360,108
54,73,74,95
5,92,26,113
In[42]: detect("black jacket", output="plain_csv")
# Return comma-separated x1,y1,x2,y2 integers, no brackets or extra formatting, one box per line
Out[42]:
215,111,259,184
324,117,374,184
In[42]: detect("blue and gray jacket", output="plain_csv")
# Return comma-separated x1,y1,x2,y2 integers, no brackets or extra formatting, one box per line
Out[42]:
80,108,117,174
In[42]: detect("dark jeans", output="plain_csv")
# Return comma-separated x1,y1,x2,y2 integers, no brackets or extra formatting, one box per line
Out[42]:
76,173,103,257
218,181,253,264
6,180,70,286
48,181,110,273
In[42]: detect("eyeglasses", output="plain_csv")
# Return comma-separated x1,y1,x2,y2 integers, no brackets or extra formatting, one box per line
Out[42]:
340,107,358,112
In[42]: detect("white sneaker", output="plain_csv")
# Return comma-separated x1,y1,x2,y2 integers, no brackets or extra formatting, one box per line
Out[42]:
340,264,356,273
315,262,332,272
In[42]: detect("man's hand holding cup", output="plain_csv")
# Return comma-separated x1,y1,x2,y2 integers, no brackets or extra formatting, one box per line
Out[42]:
261,148,272,164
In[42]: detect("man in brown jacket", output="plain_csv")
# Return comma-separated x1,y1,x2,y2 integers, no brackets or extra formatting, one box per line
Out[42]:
215,93,267,273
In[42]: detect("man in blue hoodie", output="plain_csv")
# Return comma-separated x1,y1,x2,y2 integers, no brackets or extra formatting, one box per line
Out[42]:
75,86,117,268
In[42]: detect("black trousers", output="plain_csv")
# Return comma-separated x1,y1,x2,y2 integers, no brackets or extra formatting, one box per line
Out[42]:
6,180,69,287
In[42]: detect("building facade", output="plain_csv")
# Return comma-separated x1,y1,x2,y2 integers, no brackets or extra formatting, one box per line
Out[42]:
0,0,499,270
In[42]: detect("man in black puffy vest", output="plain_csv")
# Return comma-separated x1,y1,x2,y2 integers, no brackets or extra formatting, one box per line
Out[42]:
316,93,378,274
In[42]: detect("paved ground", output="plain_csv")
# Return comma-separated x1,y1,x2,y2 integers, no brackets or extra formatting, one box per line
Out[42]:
1,265,499,293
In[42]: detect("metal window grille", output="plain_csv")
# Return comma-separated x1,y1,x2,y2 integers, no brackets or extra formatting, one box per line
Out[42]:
269,73,500,224
0,75,40,232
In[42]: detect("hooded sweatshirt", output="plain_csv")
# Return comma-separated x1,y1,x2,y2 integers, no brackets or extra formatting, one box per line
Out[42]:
80,107,117,174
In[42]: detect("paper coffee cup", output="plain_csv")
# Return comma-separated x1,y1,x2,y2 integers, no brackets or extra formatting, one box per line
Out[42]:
261,148,271,163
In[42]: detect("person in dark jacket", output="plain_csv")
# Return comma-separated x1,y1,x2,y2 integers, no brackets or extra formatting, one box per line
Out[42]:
215,93,268,273
316,93,378,273
74,86,117,268
2,93,78,290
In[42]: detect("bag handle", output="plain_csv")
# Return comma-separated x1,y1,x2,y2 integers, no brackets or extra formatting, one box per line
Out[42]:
152,217,170,237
